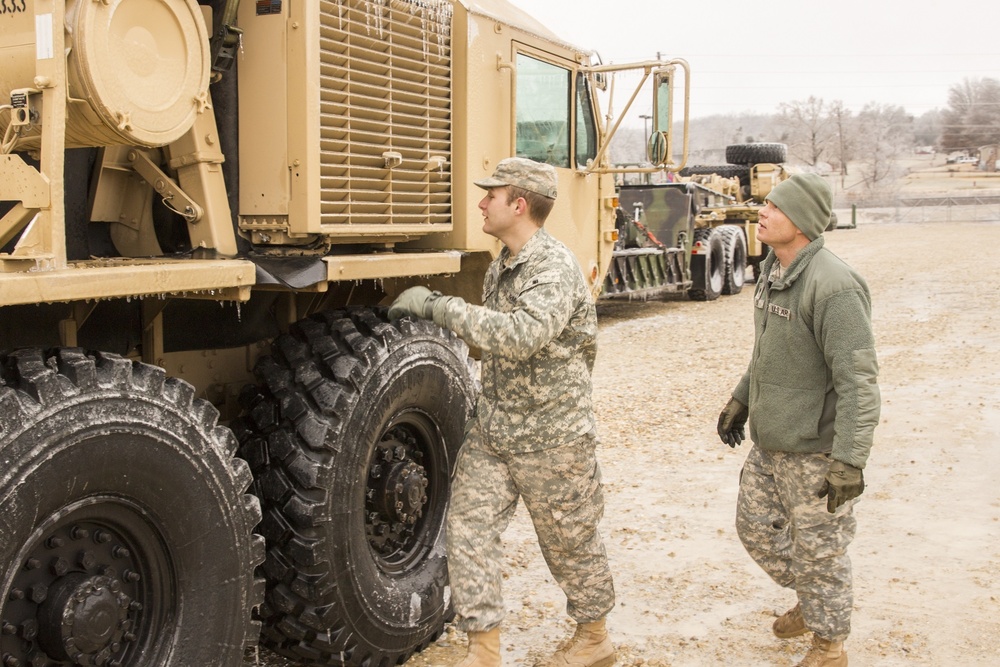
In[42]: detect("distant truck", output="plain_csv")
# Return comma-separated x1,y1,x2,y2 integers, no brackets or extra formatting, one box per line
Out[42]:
604,142,789,300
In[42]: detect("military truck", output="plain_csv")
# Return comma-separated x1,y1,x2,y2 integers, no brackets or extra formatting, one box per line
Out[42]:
603,142,789,301
0,1,687,665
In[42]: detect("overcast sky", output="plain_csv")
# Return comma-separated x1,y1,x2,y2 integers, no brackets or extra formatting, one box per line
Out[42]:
505,0,1000,120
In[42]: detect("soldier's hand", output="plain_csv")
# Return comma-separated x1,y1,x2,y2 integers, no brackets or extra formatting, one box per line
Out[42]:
817,460,865,513
388,286,439,322
717,397,748,448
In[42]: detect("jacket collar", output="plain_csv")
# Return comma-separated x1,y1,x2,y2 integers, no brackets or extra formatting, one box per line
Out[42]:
499,226,549,271
761,235,826,289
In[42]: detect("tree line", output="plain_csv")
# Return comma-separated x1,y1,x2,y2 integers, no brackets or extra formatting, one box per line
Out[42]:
610,77,1000,193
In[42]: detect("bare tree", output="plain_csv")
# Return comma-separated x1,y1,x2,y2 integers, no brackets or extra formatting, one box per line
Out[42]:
939,77,1000,153
856,103,912,191
827,100,855,186
779,96,832,165
913,109,942,147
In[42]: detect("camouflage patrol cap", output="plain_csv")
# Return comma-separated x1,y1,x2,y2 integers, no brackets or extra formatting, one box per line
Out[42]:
474,157,558,199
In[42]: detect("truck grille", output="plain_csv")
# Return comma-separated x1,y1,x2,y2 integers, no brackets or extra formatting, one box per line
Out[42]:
319,0,453,227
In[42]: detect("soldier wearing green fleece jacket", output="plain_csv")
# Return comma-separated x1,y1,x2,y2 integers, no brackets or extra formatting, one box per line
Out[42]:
717,173,881,667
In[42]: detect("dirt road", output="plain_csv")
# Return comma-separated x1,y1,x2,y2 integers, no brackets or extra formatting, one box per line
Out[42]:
259,215,1000,666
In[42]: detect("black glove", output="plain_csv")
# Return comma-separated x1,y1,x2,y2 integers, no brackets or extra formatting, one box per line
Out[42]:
717,397,748,448
818,460,865,513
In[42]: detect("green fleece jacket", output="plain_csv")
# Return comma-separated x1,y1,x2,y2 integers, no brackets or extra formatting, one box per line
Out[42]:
733,236,880,468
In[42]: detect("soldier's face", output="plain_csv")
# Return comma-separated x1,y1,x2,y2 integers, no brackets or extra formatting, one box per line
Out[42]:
758,201,804,249
478,187,521,239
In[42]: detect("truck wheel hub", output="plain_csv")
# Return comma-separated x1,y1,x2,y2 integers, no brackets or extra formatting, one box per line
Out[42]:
5,519,142,667
39,573,131,663
366,427,431,560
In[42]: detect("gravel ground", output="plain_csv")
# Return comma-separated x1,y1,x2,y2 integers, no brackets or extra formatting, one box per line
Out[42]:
253,213,1000,666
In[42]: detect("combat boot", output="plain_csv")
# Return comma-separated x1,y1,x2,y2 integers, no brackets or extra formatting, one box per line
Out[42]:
538,619,615,667
795,635,847,667
454,627,501,667
773,603,809,639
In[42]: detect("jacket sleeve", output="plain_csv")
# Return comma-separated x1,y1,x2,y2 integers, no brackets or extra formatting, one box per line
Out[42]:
733,368,750,406
733,366,752,406
430,268,574,360
814,289,881,468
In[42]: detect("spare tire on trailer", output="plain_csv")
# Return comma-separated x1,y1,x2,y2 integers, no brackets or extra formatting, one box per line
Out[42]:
0,348,264,667
726,142,788,165
234,308,477,666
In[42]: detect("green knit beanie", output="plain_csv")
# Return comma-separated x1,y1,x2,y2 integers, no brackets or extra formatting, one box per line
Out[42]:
765,173,833,241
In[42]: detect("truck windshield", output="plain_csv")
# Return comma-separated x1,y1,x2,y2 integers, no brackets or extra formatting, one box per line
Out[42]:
515,53,571,167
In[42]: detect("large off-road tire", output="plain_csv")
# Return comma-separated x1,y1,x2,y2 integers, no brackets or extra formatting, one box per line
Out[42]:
688,228,725,301
0,348,264,667
717,225,748,295
725,142,788,165
234,309,477,666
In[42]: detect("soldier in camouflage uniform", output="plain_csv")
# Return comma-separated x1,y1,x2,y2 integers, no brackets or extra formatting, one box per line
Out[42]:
389,157,615,667
717,174,881,667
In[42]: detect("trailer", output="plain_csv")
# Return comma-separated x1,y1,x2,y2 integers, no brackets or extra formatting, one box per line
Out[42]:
603,143,791,301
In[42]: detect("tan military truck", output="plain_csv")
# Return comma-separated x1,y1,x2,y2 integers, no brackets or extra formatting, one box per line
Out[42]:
0,2,686,665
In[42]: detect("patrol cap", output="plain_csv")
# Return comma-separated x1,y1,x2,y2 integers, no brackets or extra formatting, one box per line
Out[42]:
474,157,558,199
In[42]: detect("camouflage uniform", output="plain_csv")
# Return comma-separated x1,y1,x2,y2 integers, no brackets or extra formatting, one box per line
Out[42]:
732,236,879,642
434,227,615,632
737,445,857,641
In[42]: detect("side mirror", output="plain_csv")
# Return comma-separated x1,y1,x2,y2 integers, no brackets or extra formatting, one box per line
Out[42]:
648,131,669,166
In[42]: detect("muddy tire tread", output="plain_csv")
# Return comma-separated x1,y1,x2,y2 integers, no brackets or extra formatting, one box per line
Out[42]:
0,348,264,665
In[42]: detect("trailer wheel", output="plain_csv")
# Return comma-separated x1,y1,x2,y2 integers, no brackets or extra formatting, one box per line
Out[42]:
0,348,264,667
688,228,725,301
235,309,477,666
718,226,748,295
725,142,788,165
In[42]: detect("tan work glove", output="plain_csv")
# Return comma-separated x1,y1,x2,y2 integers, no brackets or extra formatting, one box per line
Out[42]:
717,397,748,448
818,460,865,513
388,286,440,323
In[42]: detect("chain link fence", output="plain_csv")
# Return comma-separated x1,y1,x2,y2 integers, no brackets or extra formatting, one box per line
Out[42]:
830,193,1000,225
894,194,1000,223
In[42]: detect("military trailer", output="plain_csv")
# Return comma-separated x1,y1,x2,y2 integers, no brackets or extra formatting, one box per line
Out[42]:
603,143,789,301
0,1,687,665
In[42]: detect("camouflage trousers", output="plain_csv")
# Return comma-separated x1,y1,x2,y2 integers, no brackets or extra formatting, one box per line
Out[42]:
446,424,615,632
737,444,858,642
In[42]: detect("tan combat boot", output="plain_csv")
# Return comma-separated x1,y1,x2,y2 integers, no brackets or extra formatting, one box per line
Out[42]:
454,627,501,667
795,635,847,667
773,603,809,639
538,619,615,667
